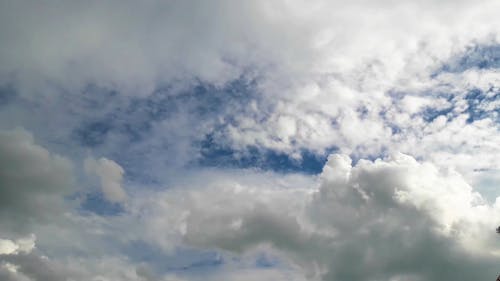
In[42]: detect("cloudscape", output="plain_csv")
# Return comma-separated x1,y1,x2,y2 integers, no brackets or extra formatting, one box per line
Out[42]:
1,1,500,280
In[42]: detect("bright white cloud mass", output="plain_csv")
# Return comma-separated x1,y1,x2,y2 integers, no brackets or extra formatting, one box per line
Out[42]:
0,0,500,280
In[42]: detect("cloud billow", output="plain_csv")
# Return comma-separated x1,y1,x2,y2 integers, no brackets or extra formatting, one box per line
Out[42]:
0,0,500,280
0,129,74,233
166,154,500,280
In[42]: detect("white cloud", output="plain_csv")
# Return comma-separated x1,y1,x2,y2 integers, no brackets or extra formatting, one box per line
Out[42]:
137,154,500,280
0,235,36,256
0,147,498,280
0,240,19,256
1,0,500,178
84,157,127,204
1,1,500,280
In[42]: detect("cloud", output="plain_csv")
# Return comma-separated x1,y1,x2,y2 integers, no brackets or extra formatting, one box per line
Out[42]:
199,267,307,281
0,129,74,233
84,157,128,203
0,137,497,280
139,154,500,280
0,243,178,281
1,0,500,182
0,0,299,95
0,235,36,256
0,234,67,281
0,1,499,280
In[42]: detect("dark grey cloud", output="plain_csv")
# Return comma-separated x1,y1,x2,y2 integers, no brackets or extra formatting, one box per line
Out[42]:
0,129,74,233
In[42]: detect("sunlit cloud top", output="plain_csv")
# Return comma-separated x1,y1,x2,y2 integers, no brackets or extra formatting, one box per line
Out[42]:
0,1,500,280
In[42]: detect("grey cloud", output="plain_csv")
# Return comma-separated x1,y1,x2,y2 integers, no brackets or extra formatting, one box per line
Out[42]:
160,154,500,280
0,250,176,281
1,0,500,182
0,253,67,281
0,0,309,96
0,129,74,233
0,129,102,280
0,267,29,281
0,1,500,280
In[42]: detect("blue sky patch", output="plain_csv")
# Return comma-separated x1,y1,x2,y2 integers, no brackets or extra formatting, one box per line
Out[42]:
420,106,455,123
464,88,500,123
122,241,223,274
79,192,126,216
439,44,500,73
0,84,16,107
255,253,280,268
198,135,330,174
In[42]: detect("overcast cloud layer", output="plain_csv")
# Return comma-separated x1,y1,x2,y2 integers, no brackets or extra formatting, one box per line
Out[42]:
1,1,500,280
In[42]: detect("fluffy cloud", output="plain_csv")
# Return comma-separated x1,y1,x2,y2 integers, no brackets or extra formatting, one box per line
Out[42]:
0,1,500,280
0,0,308,95
0,234,65,281
84,157,127,203
0,235,36,256
2,0,499,93
140,154,500,280
0,132,498,280
0,231,181,281
1,0,500,179
0,129,74,233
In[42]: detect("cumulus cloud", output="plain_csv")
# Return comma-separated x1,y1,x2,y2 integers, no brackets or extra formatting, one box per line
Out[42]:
0,241,178,281
0,234,66,281
0,138,498,280
1,0,499,179
139,154,500,280
0,129,74,232
0,1,500,280
84,157,127,203
0,235,36,256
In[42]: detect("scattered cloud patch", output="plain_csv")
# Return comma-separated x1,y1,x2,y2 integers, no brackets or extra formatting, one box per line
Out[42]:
1,1,500,280
84,157,127,204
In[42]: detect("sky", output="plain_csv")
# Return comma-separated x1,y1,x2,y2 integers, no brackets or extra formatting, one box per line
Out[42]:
0,1,500,280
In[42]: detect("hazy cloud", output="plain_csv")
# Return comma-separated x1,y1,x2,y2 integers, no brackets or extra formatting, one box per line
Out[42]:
85,157,127,204
0,1,499,280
